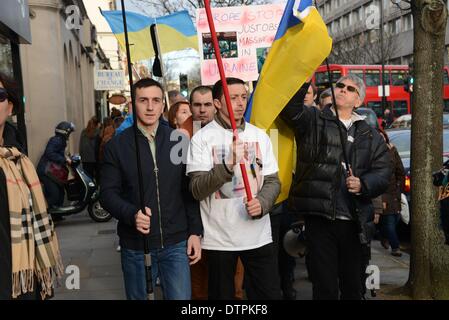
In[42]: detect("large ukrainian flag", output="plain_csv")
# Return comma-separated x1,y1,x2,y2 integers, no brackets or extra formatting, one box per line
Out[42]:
246,0,332,203
101,10,198,62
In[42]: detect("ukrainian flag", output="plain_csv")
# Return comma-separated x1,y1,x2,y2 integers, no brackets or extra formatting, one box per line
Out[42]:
101,10,198,62
246,0,332,203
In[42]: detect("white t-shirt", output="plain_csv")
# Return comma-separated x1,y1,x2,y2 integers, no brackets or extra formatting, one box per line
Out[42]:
186,120,279,251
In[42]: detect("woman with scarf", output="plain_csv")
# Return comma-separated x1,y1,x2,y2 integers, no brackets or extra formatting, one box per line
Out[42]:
0,72,63,300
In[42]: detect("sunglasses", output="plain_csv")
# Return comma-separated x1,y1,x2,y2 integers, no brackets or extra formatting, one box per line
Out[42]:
336,82,359,96
0,88,7,103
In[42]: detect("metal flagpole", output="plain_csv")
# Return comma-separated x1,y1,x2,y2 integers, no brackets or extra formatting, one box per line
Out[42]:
119,0,154,300
203,0,253,202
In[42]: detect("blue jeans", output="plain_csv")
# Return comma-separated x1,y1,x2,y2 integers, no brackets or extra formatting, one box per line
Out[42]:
120,240,191,300
381,214,401,250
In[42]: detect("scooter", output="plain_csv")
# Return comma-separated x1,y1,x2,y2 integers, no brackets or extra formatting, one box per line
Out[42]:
48,155,112,223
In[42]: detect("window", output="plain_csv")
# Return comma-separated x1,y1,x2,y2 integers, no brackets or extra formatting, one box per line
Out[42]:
395,18,401,34
368,29,378,43
345,15,350,27
348,69,364,82
444,99,449,112
382,71,391,85
353,10,359,22
389,21,396,34
403,15,413,31
366,70,381,86
0,34,13,77
391,70,407,86
315,70,342,88
444,69,449,85
325,2,331,15
367,101,384,117
393,101,408,117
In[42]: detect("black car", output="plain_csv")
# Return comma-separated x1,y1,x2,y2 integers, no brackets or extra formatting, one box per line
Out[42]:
386,128,449,204
355,107,379,129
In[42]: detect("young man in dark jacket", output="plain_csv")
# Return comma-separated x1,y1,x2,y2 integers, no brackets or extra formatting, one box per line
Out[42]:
280,75,391,300
100,78,202,300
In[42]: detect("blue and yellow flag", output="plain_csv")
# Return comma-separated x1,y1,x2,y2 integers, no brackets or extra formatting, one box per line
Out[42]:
101,10,198,62
246,0,332,203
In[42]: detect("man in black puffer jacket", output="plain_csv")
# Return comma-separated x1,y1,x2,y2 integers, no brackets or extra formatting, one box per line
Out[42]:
280,75,391,300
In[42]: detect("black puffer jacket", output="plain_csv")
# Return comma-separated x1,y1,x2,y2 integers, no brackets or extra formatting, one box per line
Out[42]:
280,85,391,243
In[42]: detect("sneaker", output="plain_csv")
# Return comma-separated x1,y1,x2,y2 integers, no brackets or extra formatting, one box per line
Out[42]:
381,239,390,250
391,249,402,257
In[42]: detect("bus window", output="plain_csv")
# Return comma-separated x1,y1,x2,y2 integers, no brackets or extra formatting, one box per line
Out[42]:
315,70,342,88
348,69,364,82
444,99,449,112
391,70,407,86
367,101,383,117
365,70,380,87
382,71,390,85
393,100,408,117
444,69,449,85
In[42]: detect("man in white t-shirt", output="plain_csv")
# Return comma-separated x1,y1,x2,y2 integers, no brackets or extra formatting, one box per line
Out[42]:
186,77,281,300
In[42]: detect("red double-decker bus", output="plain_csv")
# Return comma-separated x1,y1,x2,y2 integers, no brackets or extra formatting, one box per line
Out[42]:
313,64,449,117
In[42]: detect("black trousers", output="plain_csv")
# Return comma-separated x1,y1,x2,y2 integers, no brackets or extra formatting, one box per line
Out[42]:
305,216,363,300
207,243,281,300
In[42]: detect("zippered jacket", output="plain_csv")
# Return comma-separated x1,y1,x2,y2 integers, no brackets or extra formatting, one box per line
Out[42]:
100,125,202,250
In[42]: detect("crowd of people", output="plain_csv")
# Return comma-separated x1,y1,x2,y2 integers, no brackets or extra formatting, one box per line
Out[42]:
0,67,437,301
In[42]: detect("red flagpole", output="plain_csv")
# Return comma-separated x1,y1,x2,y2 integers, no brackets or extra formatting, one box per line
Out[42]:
203,0,253,202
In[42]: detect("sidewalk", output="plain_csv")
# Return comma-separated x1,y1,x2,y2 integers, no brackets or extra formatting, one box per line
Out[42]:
54,212,410,300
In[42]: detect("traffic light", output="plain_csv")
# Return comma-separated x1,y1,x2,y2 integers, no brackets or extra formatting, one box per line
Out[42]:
404,76,414,93
179,74,188,97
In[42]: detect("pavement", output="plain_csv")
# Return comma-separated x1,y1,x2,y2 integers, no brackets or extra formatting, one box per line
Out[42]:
53,211,410,300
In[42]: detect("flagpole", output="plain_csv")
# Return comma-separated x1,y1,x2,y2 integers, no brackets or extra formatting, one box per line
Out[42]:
120,0,154,300
150,24,171,109
203,0,253,202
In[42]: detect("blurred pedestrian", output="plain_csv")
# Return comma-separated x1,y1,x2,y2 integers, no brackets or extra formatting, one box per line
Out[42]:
79,116,99,180
374,129,405,257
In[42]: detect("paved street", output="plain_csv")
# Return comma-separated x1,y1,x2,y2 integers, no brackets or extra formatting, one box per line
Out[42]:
54,210,410,300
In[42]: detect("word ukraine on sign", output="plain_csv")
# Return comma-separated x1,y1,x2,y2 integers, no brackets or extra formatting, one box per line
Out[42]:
196,4,284,85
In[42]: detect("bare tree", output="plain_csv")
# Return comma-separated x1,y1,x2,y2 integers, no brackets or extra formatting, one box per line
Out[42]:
130,0,272,17
329,28,400,65
409,0,449,299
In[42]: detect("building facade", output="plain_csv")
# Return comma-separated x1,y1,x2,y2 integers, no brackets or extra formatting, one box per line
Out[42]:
316,0,449,66
20,0,109,164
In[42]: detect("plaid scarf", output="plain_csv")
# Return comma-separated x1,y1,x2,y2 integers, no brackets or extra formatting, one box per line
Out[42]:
0,147,63,299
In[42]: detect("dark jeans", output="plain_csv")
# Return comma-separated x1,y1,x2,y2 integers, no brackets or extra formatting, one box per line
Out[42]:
39,174,64,207
207,243,281,300
120,240,191,300
380,214,401,250
305,216,363,300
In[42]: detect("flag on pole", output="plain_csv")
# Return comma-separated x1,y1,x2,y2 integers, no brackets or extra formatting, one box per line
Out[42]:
246,0,332,203
101,10,198,62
